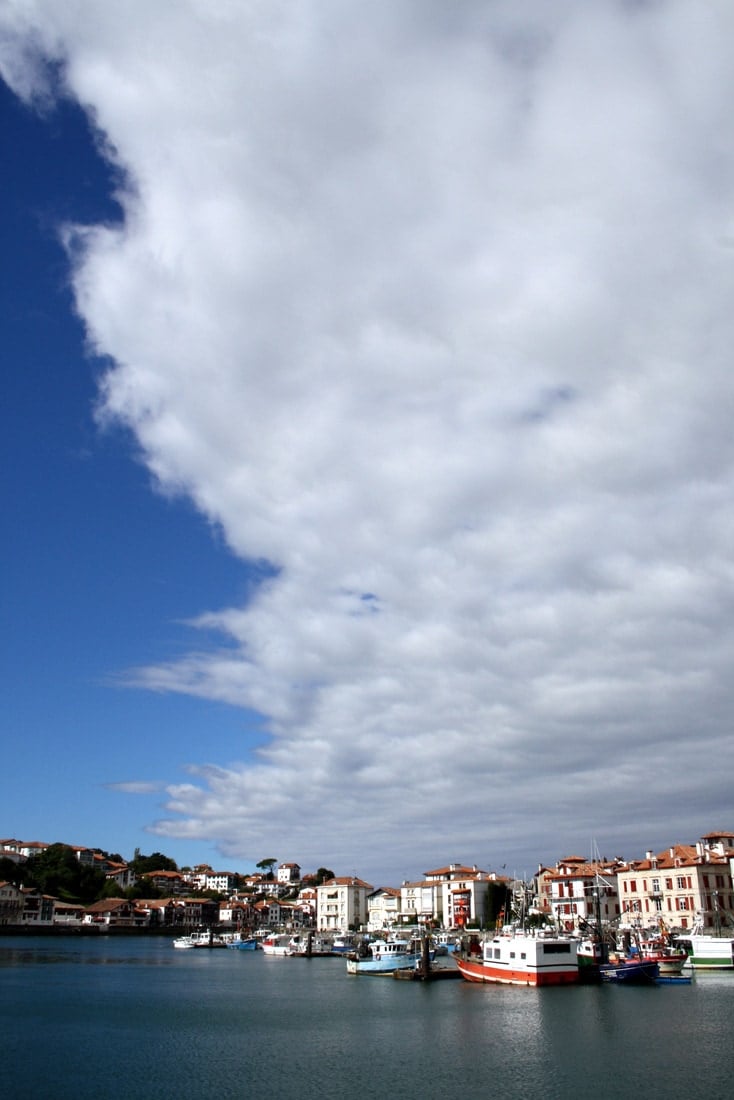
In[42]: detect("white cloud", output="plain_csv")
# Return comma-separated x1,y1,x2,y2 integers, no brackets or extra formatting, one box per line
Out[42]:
3,0,734,880
106,781,167,796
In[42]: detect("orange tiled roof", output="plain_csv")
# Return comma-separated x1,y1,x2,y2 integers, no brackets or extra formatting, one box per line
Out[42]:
321,877,372,888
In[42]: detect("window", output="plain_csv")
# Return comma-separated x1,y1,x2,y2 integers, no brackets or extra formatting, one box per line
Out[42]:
676,877,686,890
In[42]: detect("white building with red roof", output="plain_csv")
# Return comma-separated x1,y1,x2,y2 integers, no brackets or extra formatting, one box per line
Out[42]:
316,877,373,932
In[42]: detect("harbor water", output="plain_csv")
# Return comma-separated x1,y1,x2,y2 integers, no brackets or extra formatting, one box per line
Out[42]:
1,935,731,1099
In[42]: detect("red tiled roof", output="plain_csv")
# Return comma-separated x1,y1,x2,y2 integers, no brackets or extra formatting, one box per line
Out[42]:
321,877,373,888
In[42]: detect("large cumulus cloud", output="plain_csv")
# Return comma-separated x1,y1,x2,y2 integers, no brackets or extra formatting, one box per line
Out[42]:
2,0,733,879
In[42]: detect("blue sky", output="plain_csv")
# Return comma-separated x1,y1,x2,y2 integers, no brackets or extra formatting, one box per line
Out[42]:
2,2,733,886
1,77,261,869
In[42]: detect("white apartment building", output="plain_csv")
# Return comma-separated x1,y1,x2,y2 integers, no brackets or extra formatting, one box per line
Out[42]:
400,880,439,925
544,857,622,931
278,863,301,884
316,877,373,932
366,887,401,931
616,833,734,931
397,864,504,928
185,868,237,893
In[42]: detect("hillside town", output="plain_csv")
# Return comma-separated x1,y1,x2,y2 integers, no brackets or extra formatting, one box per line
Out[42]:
1,829,733,936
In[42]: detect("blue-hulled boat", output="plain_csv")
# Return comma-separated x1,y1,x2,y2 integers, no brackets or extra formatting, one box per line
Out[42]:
599,957,659,983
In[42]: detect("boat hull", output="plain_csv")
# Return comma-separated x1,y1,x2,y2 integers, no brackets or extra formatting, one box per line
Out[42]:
599,959,659,983
173,931,228,949
679,935,734,970
456,932,579,987
261,935,292,956
455,953,577,987
346,951,424,975
641,951,688,975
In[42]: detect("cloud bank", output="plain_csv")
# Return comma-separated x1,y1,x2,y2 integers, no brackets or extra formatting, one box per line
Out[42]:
3,0,734,880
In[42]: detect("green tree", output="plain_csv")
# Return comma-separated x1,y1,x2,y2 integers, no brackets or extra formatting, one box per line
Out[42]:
25,844,106,903
256,858,277,880
0,857,25,887
130,851,178,875
126,881,162,900
313,867,335,885
99,878,125,900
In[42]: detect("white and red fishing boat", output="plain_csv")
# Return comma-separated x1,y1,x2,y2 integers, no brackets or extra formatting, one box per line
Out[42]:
260,933,292,956
638,920,688,976
455,928,579,987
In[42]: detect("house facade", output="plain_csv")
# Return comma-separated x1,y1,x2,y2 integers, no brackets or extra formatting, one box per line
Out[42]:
188,870,237,894
616,834,734,931
0,881,24,924
84,898,147,927
278,862,301,885
317,877,373,932
544,857,623,931
367,887,401,931
141,870,188,895
399,864,503,928
0,839,48,860
21,888,55,924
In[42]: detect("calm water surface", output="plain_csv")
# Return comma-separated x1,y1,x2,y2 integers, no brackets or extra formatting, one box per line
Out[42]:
1,935,731,1099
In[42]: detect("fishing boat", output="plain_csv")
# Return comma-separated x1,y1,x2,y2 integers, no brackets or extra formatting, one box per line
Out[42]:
287,933,334,956
675,915,734,970
260,933,292,956
172,929,229,949
455,928,579,987
226,933,258,950
638,920,688,975
330,933,357,955
599,956,659,983
346,936,431,975
433,931,460,954
577,930,664,984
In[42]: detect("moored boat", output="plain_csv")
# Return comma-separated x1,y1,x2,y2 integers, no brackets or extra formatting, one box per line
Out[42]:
287,933,334,956
433,931,460,954
172,929,229,949
260,933,292,956
675,926,734,970
674,900,734,970
455,929,579,987
599,957,659,983
346,937,431,975
331,933,358,955
638,942,688,975
634,918,688,975
227,933,258,950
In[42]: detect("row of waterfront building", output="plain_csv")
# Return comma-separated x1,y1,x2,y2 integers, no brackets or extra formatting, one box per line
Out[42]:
2,830,733,934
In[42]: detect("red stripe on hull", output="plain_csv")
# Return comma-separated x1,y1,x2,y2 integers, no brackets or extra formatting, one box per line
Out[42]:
456,956,578,987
